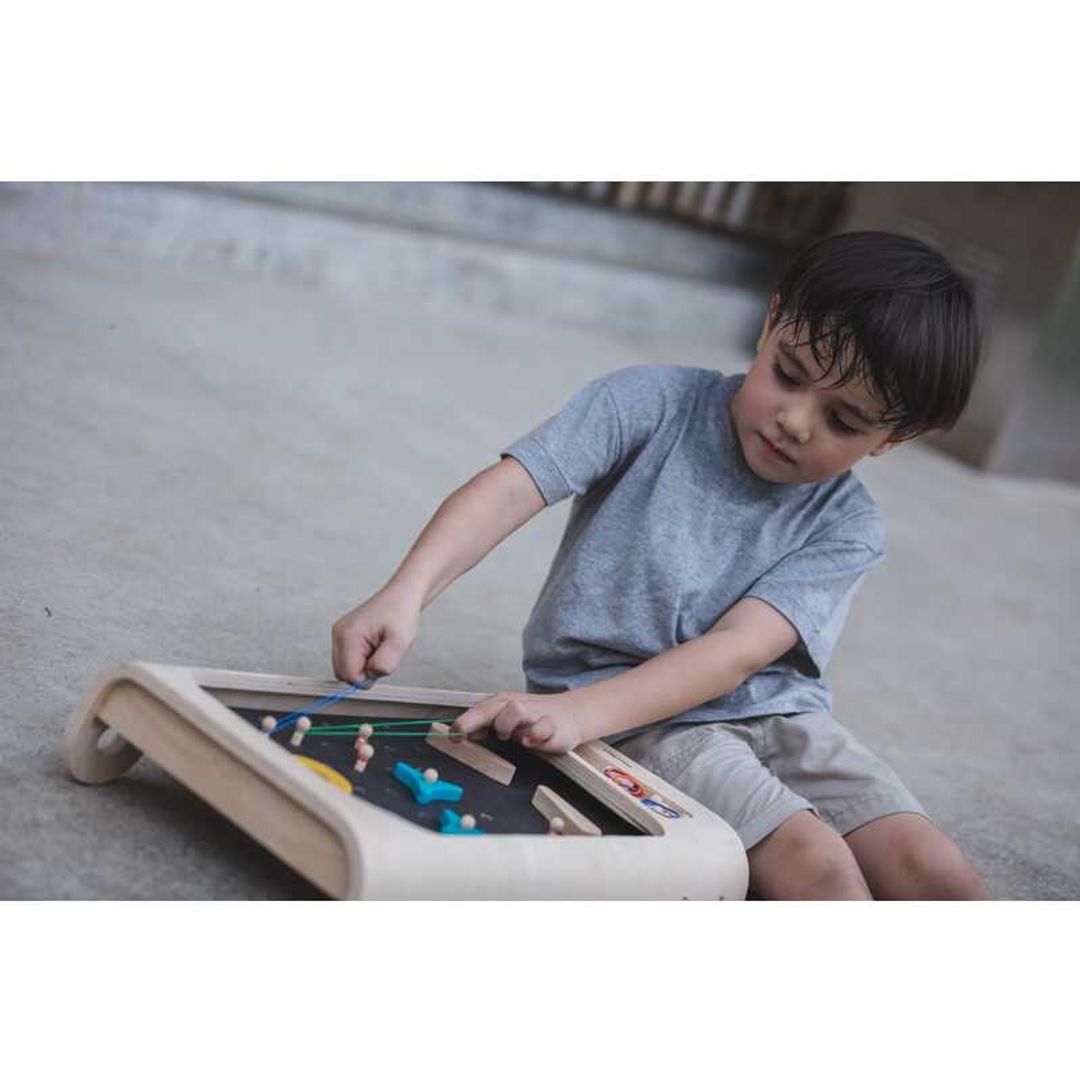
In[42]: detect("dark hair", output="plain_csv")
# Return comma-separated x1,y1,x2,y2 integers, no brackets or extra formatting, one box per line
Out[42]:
771,231,982,437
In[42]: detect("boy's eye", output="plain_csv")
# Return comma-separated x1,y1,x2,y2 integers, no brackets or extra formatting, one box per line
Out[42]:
830,414,859,435
772,363,798,387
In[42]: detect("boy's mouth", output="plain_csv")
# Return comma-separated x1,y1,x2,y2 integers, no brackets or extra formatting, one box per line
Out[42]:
760,433,796,464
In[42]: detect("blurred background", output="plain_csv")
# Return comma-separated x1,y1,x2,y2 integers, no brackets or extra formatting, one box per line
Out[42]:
1,180,1078,899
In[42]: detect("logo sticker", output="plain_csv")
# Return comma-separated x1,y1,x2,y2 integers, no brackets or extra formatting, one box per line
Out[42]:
641,798,681,820
603,766,685,819
604,766,649,798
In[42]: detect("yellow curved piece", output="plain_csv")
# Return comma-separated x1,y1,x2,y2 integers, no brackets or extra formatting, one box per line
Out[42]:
292,755,353,794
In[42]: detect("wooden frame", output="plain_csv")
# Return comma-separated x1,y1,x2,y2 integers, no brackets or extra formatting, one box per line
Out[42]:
62,662,748,900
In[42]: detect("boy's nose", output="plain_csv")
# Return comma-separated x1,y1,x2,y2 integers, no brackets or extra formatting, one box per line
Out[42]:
777,409,810,444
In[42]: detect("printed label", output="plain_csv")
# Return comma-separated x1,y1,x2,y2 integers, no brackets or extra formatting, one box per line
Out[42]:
603,766,685,819
604,766,649,799
641,798,681,820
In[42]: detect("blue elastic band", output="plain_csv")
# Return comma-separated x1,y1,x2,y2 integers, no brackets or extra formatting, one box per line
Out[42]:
271,675,377,734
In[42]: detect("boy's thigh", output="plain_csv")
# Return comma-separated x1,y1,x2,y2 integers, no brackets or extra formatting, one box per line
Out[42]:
613,721,817,850
759,711,929,837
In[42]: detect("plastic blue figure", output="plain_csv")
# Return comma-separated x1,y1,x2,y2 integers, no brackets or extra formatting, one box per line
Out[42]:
393,760,463,805
439,808,485,835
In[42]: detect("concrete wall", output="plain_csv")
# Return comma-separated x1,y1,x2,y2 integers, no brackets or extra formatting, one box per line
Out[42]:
0,182,777,360
990,237,1080,480
218,181,1080,484
195,181,785,290
839,183,1080,483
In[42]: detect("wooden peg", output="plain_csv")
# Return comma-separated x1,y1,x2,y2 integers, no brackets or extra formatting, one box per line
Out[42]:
354,741,375,774
531,785,601,837
290,716,311,747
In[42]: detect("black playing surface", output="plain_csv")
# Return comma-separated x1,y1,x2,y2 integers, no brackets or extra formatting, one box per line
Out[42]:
234,708,642,836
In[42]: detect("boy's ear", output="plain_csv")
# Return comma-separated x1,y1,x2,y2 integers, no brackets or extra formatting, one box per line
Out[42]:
868,431,919,456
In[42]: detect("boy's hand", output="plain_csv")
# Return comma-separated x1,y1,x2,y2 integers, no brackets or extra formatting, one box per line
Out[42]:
331,583,421,684
451,691,590,755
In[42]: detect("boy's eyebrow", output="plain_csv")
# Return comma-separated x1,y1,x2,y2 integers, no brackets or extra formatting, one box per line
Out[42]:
838,401,877,427
777,340,821,381
776,340,880,427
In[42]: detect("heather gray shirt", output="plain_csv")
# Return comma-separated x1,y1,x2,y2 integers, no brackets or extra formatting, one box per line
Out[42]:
501,365,886,733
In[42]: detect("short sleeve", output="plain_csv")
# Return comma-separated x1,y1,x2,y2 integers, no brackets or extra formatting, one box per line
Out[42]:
745,511,886,678
500,366,694,505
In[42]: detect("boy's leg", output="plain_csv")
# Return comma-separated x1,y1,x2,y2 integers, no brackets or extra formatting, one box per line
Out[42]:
761,712,991,900
748,810,872,900
613,721,873,900
843,813,992,900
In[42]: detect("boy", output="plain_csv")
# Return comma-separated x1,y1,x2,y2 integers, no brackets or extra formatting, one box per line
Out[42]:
331,230,991,900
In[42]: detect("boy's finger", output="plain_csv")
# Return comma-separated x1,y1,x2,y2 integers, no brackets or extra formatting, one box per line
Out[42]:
452,695,506,736
352,649,377,684
522,716,553,748
367,634,405,678
334,649,361,685
492,704,526,741
332,631,370,684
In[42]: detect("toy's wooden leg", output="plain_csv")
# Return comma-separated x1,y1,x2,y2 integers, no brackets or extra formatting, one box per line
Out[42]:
63,710,143,784
65,677,354,897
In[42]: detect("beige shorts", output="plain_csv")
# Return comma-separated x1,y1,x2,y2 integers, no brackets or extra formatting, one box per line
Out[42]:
614,713,928,850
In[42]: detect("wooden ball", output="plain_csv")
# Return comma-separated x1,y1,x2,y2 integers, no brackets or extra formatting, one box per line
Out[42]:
460,814,476,831
357,743,375,761
423,767,438,784
358,723,374,739
549,817,566,835
296,716,311,733
260,716,276,733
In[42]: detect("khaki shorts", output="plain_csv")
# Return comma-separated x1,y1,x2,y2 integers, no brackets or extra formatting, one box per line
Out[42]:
614,713,928,850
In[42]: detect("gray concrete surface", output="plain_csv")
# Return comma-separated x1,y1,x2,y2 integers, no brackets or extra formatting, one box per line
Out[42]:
2,183,1077,899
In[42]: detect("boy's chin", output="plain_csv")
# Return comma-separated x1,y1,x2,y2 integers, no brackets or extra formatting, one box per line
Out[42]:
744,441,847,486
749,461,801,485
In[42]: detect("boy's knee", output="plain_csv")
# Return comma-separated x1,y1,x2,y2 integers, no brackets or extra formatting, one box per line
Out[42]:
749,812,871,900
892,831,990,899
848,815,992,899
790,846,867,900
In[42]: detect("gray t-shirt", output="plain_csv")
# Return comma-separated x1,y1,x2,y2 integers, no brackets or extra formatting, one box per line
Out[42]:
501,365,885,732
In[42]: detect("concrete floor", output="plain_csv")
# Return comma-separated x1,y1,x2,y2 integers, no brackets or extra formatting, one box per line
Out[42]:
2,183,1077,899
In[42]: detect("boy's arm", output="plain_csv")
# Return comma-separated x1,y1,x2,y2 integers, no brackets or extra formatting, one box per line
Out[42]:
572,597,798,740
331,457,545,682
452,597,798,750
388,456,546,609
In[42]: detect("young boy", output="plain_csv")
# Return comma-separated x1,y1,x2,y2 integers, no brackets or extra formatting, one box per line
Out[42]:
331,230,991,900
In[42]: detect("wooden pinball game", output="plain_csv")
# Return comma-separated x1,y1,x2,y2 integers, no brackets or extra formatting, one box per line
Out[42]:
63,662,749,899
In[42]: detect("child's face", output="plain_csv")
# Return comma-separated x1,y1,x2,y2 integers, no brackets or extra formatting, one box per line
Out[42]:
731,304,903,485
